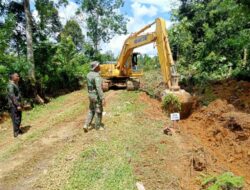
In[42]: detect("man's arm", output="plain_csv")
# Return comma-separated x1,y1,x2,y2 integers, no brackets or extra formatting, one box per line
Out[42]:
7,84,21,107
95,76,104,101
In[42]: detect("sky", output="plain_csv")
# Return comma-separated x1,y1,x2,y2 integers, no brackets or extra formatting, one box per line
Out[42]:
32,0,181,56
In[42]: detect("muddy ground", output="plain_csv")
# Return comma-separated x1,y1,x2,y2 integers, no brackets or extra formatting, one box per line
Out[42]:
0,80,249,189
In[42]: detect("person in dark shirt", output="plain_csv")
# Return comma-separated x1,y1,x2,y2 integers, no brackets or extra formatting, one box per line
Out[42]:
7,73,23,137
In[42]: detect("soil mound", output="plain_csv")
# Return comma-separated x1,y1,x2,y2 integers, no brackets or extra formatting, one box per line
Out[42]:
180,99,250,182
207,79,250,113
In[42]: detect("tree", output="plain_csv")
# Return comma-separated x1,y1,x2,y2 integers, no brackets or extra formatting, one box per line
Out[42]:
0,13,16,110
170,0,250,81
0,0,91,111
81,0,127,51
60,19,84,51
4,1,27,56
23,0,45,103
53,35,77,65
24,0,35,81
35,0,62,41
51,35,87,91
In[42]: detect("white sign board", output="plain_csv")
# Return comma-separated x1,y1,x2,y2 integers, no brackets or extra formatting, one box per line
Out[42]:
170,113,180,121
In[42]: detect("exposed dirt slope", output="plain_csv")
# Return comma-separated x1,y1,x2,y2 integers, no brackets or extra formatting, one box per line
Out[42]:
210,79,250,113
179,99,250,185
140,73,250,188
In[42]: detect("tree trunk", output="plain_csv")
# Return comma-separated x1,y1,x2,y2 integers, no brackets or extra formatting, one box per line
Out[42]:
24,0,44,104
243,48,248,67
24,0,35,81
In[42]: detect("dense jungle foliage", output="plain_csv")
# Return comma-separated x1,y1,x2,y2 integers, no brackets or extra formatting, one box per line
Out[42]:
0,0,123,112
169,0,250,83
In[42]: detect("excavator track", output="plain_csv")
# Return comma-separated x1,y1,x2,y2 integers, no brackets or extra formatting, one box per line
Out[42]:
102,78,140,91
126,78,140,91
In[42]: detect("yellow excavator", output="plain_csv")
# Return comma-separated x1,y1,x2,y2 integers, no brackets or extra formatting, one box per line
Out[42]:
100,18,192,116
100,17,180,92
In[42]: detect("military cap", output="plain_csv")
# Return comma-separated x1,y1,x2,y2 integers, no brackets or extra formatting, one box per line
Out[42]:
90,61,100,71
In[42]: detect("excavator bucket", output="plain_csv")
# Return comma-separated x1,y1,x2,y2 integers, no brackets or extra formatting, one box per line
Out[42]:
162,89,194,119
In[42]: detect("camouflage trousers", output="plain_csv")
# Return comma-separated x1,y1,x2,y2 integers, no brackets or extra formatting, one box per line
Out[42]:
85,97,103,128
9,106,22,134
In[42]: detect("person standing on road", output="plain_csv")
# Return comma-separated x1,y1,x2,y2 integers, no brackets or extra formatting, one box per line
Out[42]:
7,73,23,137
83,61,105,132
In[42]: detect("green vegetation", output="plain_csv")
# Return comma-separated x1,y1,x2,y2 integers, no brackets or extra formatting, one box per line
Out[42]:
81,0,127,51
200,85,218,106
63,91,173,190
201,172,244,190
139,55,160,71
65,143,136,190
64,92,140,190
0,0,126,113
140,69,163,98
162,93,181,113
0,91,180,189
169,0,250,83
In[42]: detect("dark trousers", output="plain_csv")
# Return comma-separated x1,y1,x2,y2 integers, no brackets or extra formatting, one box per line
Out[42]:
9,106,22,133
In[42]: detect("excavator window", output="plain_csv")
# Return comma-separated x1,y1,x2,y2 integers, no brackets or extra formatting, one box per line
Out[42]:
132,54,137,66
132,53,140,71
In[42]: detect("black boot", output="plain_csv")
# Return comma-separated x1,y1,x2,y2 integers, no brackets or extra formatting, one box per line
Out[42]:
18,129,23,135
14,131,19,138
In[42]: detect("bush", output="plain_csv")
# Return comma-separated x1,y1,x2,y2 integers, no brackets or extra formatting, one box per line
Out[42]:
232,66,250,81
0,65,8,112
162,93,181,113
33,38,89,95
201,172,244,190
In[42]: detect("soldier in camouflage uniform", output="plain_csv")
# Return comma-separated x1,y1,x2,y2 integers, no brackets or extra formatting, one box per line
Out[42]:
7,73,23,137
83,61,105,132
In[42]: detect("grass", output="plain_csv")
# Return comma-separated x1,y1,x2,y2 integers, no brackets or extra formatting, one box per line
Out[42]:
65,144,136,190
201,172,244,190
162,93,181,113
0,90,87,162
0,90,179,189
63,91,174,190
64,92,141,190
23,91,82,122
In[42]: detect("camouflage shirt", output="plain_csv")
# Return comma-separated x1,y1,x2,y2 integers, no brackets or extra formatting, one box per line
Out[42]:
7,81,21,107
86,71,104,101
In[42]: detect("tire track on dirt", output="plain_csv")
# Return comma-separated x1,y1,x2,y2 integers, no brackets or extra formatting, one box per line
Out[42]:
0,91,86,150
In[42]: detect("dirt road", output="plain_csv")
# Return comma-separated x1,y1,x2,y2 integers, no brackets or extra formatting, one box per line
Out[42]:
0,90,249,190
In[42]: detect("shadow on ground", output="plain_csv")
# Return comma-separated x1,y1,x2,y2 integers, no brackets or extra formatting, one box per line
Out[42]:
20,125,31,134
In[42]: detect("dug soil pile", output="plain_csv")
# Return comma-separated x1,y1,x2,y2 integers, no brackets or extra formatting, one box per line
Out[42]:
179,99,250,184
198,79,250,113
